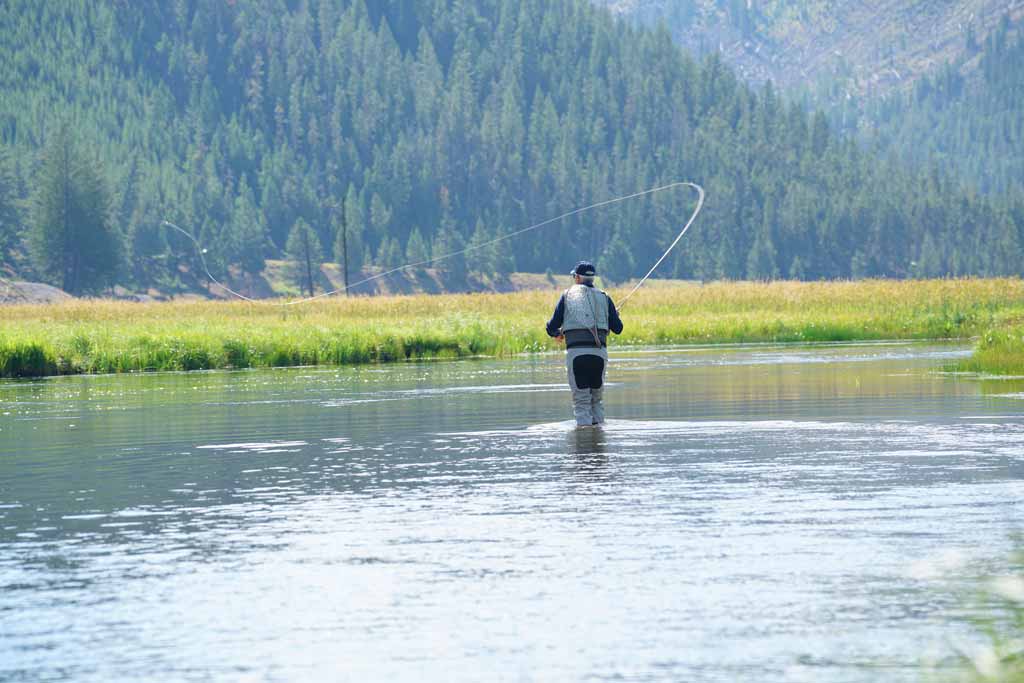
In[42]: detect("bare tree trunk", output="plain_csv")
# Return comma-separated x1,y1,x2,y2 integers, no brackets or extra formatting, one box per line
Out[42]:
340,223,349,296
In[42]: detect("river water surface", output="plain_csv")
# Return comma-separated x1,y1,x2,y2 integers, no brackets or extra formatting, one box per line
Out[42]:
1,343,1023,682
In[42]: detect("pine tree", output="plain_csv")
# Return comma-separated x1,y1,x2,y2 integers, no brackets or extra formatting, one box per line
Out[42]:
405,227,430,266
0,147,21,260
285,217,322,297
915,232,944,277
600,233,635,284
788,255,806,280
467,219,496,275
376,236,402,269
810,110,830,157
369,192,392,241
228,177,267,277
28,127,120,294
746,221,778,281
491,223,516,275
2,0,1023,293
432,212,466,284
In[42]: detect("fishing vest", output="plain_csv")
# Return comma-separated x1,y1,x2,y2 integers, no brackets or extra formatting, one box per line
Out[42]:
561,284,609,332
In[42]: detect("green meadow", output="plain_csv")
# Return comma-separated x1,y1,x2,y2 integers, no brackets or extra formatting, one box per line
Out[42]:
2,278,1022,378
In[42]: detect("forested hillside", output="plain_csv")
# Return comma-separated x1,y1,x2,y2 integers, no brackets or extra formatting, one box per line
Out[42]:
597,0,1022,97
0,0,1022,295
855,15,1024,196
597,1,1024,193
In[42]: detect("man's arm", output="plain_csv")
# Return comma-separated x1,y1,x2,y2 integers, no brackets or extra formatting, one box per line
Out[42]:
546,295,566,337
607,297,623,335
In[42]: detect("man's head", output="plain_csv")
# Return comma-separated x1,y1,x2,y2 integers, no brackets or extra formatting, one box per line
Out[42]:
571,260,596,285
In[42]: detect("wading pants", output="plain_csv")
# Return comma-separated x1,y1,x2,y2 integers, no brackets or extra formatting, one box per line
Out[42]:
566,347,608,427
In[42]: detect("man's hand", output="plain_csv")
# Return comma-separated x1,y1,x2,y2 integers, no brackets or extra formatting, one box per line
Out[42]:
556,334,565,344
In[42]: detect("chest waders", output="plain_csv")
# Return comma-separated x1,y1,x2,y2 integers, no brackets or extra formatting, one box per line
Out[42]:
561,285,609,427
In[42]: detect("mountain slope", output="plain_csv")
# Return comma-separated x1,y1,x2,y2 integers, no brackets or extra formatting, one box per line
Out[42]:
0,0,1021,293
855,14,1024,195
598,0,1024,97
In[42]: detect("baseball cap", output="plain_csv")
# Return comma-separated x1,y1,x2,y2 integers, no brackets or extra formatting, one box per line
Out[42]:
570,260,596,277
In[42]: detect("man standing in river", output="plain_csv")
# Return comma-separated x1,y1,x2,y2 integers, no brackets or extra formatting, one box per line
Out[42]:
546,260,624,427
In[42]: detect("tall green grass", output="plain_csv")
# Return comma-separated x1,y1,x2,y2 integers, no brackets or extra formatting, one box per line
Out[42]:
955,324,1024,376
2,278,1022,378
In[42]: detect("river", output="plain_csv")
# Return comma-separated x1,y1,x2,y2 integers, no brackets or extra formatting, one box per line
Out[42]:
1,342,1022,681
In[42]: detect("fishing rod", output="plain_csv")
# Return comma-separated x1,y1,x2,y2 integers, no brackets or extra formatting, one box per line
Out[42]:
162,180,705,307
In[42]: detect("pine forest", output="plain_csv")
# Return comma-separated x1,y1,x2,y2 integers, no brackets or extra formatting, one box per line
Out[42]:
0,0,1022,295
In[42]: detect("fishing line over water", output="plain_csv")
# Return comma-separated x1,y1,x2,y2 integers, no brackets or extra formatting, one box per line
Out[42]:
163,181,705,307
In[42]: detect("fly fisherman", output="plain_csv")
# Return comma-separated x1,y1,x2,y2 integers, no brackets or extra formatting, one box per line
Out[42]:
546,261,624,427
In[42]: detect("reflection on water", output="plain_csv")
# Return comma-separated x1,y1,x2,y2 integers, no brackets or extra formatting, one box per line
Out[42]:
1,342,1022,682
567,424,606,454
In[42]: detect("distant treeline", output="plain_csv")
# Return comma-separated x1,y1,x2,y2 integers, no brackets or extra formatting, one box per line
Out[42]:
0,0,1022,295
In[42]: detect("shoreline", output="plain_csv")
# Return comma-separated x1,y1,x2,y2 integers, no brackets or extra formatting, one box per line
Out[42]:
2,279,1022,379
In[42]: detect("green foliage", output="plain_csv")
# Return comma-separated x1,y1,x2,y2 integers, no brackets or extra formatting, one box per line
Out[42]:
467,220,497,276
335,184,365,280
405,227,430,265
858,14,1024,198
285,217,322,297
0,0,1020,291
432,212,467,283
3,278,1022,378
600,233,635,283
229,177,267,276
27,126,120,294
0,340,56,378
957,324,1024,375
376,236,403,269
0,148,21,259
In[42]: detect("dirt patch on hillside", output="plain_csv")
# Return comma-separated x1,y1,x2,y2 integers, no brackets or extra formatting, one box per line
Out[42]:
0,280,73,304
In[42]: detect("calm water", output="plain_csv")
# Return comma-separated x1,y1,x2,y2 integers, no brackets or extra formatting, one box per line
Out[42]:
1,343,1023,682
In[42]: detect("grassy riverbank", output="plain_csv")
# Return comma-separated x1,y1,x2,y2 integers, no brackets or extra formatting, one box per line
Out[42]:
2,279,1022,378
954,323,1024,375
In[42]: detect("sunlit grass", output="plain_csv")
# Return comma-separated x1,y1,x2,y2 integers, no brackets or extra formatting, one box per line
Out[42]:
954,324,1024,376
2,278,1023,377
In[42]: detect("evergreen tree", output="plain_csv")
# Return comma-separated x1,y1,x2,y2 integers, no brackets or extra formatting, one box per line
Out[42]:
432,212,466,284
467,219,496,275
915,232,944,278
228,177,267,277
746,222,779,280
0,0,1021,293
491,223,516,275
0,147,21,260
600,233,635,284
28,127,120,294
285,217,322,297
788,255,806,280
405,227,430,265
379,236,404,269
369,193,392,240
